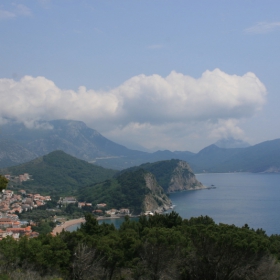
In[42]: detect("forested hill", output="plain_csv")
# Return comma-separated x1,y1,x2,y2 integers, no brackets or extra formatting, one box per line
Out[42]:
78,169,172,214
116,159,204,193
1,150,117,195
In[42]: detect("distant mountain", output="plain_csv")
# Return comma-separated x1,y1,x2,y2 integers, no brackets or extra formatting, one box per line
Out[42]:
186,139,280,173
0,139,37,168
1,119,143,156
215,137,251,149
1,150,117,195
1,119,280,173
0,119,196,170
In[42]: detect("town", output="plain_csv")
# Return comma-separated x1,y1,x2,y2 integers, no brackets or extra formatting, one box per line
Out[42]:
0,173,132,239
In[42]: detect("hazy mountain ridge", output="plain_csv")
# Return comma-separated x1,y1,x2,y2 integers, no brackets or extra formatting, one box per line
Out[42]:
0,119,280,173
214,137,251,149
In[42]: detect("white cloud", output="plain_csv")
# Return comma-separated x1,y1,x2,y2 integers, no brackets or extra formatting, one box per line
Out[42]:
245,22,280,34
0,4,31,20
0,9,16,20
0,69,267,151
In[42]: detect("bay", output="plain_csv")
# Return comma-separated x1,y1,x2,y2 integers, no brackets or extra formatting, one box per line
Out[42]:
67,173,280,236
170,173,280,236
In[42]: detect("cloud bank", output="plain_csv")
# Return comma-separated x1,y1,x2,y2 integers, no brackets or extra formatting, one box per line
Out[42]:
0,69,267,151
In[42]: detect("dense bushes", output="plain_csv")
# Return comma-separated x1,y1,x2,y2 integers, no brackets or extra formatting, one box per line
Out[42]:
1,212,280,279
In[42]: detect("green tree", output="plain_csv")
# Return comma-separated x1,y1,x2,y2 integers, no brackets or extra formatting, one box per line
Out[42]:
180,219,272,280
137,227,186,280
0,175,8,192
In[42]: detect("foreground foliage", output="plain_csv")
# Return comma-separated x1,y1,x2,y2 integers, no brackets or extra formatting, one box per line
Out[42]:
1,212,280,279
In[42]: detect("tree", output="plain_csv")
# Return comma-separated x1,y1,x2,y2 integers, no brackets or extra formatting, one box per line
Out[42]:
0,175,8,192
137,227,185,280
72,243,103,280
180,220,272,280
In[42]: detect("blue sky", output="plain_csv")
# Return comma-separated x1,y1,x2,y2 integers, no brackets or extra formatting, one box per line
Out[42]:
0,1,280,152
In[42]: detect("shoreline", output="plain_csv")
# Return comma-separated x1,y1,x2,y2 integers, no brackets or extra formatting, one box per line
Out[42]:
52,215,122,235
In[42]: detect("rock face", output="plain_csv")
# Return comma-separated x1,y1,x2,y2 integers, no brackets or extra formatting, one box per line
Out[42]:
168,161,205,192
126,159,205,193
143,172,172,213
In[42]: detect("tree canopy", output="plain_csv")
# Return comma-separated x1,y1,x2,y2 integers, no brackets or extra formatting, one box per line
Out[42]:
1,212,280,279
0,175,8,191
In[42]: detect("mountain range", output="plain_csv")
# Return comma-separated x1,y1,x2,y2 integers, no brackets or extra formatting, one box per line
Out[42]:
1,119,280,173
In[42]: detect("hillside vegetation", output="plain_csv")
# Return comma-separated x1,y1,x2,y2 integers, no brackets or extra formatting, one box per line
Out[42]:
117,159,203,192
2,150,117,195
79,169,171,214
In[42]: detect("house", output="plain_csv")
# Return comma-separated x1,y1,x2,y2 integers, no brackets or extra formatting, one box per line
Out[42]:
106,209,118,215
6,226,32,237
96,203,107,208
2,190,13,198
78,202,92,208
60,197,77,205
93,209,103,214
0,218,14,228
119,208,130,215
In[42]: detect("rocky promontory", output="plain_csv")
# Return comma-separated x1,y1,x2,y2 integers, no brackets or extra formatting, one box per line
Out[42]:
168,160,205,192
143,172,172,213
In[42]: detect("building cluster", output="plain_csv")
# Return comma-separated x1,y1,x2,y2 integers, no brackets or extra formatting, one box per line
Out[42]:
61,199,131,216
0,188,51,240
1,189,51,213
4,173,30,184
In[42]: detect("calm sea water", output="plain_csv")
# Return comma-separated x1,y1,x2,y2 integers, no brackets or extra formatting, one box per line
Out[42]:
172,173,280,236
67,173,280,236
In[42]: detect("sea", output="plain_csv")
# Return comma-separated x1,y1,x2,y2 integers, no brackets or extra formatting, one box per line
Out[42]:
67,173,280,236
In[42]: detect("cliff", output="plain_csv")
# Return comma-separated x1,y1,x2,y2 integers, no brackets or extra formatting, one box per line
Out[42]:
143,172,172,213
119,159,205,193
168,160,205,192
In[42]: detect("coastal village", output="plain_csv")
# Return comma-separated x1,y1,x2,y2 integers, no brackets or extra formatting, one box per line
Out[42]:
0,186,50,240
0,173,132,240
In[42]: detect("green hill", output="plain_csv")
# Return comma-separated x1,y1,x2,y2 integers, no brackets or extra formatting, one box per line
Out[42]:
116,159,204,193
2,150,117,195
78,169,172,214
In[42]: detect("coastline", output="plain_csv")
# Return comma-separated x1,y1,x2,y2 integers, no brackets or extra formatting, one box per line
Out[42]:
52,215,122,235
52,217,85,235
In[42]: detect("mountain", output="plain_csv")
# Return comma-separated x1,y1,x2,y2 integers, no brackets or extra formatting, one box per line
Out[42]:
209,139,280,173
1,150,117,195
78,169,172,214
1,119,280,173
0,139,37,168
215,137,251,149
0,119,148,169
117,159,204,193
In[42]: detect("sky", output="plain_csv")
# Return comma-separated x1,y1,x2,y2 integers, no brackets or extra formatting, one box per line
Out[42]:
0,0,280,152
